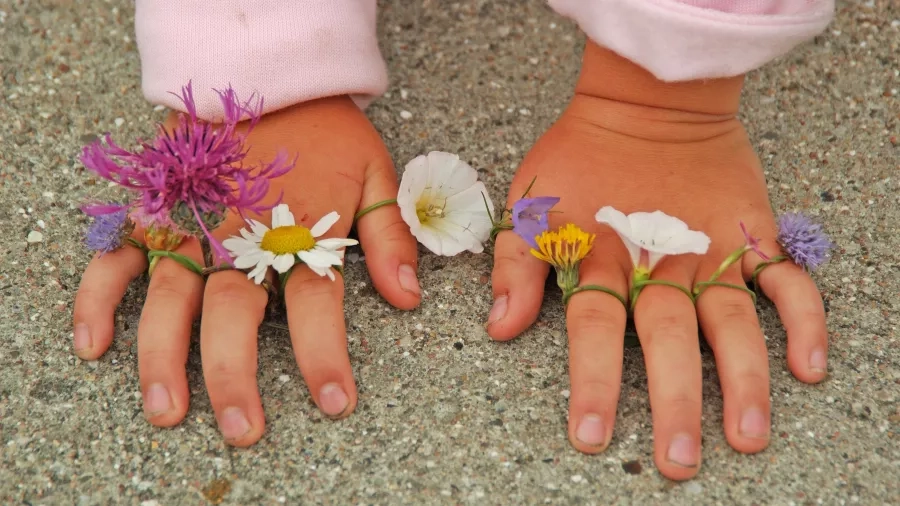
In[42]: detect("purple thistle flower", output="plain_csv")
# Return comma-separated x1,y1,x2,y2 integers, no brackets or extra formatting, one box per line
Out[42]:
740,221,770,260
777,212,834,271
512,196,560,249
79,81,294,262
84,206,133,254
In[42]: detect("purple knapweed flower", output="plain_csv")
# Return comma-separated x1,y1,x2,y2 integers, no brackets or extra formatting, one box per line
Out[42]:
84,205,133,254
740,221,770,261
79,81,294,261
776,212,833,271
512,196,560,249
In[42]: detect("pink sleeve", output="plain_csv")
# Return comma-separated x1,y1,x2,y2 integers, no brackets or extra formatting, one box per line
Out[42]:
135,0,388,121
549,0,835,81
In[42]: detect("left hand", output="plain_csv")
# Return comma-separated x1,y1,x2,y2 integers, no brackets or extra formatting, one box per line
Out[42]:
486,43,828,481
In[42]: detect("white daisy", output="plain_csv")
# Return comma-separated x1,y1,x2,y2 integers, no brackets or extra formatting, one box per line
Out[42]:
397,151,495,256
594,206,710,275
223,204,358,283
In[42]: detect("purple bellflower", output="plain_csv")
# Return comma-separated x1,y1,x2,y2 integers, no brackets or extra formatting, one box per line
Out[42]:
79,82,294,261
83,204,133,254
512,196,560,249
776,212,833,271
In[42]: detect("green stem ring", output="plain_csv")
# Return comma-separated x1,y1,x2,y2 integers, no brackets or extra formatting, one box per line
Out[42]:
750,255,789,286
126,237,149,253
489,223,514,242
146,250,205,275
694,281,757,304
563,285,627,309
631,279,694,311
355,199,397,221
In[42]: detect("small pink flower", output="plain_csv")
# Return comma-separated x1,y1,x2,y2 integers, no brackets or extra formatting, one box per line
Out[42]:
740,222,770,261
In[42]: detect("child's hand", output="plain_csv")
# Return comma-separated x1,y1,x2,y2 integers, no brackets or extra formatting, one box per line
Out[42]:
487,43,828,480
73,96,420,446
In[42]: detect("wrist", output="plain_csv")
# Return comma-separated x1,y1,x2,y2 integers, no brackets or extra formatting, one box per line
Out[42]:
574,42,745,117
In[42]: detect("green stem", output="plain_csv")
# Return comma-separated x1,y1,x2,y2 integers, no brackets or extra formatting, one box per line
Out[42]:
126,237,148,253
489,222,514,242
146,250,204,275
693,281,757,304
751,255,788,286
354,199,397,221
563,285,627,309
631,279,694,311
695,246,749,295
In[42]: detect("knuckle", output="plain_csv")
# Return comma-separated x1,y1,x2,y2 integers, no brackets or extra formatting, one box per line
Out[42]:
206,278,266,309
285,275,341,301
205,359,253,385
717,299,759,327
373,219,414,244
567,306,623,339
147,271,192,300
575,377,622,401
644,314,695,348
139,347,185,369
661,392,702,418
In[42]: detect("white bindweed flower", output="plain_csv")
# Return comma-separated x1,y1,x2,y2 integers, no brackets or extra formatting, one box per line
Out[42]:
595,206,710,275
397,151,495,256
223,204,358,283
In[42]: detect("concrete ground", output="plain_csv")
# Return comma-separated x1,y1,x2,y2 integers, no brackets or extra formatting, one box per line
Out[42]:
1,0,898,504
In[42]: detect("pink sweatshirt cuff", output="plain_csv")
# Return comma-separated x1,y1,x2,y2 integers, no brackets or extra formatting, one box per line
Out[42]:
135,0,387,121
549,0,835,81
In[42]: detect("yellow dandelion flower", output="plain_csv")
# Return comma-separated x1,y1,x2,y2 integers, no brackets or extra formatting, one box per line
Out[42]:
530,224,595,292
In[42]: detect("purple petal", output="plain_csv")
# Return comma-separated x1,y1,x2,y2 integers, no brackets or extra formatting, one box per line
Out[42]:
511,196,560,248
776,213,834,271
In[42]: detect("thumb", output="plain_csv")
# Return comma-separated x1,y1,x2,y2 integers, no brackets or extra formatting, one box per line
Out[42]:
355,155,421,310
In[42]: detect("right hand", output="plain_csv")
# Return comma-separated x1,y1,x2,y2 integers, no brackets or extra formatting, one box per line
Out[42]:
73,95,421,446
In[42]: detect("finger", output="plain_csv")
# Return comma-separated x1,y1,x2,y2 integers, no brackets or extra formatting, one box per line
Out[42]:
356,156,421,310
564,252,629,453
743,240,828,384
73,242,147,359
200,269,269,446
695,269,770,454
137,237,204,427
284,264,357,419
633,261,703,481
487,229,549,341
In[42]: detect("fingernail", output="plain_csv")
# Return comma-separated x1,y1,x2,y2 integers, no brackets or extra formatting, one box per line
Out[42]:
487,295,508,326
319,383,350,417
398,264,420,295
666,433,699,468
809,348,827,373
575,413,607,447
219,407,251,440
74,323,92,352
739,407,769,438
143,383,172,416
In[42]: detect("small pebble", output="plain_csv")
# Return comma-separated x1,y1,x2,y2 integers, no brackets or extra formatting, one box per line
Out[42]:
114,117,125,127
278,375,290,383
685,482,703,495
400,89,409,100
571,475,583,483
400,110,413,120
27,231,43,243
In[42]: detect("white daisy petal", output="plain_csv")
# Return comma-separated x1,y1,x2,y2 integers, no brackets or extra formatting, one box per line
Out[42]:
234,250,267,270
310,211,340,237
249,219,270,238
271,253,296,273
247,262,269,285
298,249,343,269
271,204,295,228
223,236,259,256
239,227,262,243
315,238,359,250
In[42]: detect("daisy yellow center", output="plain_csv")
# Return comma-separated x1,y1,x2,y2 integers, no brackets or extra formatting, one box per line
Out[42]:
260,226,315,255
416,198,447,225
530,223,595,269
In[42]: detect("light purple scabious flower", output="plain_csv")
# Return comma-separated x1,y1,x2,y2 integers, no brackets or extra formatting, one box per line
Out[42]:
740,221,770,260
777,212,834,271
79,81,294,261
512,196,560,249
84,205,132,254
